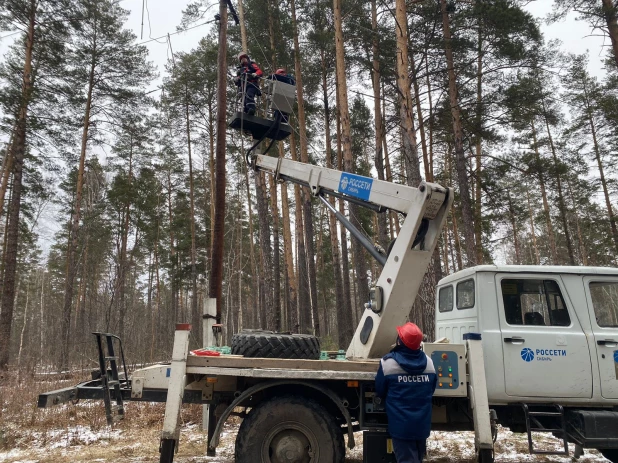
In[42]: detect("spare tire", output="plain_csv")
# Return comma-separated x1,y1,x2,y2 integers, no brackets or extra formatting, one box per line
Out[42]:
231,331,320,359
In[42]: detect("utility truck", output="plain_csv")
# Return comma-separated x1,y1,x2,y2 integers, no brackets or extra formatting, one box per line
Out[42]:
435,265,618,461
38,78,618,463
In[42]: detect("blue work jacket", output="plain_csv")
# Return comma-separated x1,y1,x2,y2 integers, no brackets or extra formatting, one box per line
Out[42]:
375,345,437,440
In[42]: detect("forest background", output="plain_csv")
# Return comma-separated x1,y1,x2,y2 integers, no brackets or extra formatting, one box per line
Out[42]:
0,0,617,373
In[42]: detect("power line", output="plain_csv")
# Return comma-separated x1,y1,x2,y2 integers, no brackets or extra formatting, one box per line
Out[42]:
0,14,214,46
0,30,22,41
137,19,215,46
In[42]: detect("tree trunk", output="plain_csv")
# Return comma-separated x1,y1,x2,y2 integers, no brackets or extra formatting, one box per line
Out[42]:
166,166,178,318
541,98,575,265
0,133,15,222
395,0,422,187
255,171,273,328
185,90,199,343
425,48,435,179
566,177,587,265
236,0,248,53
335,103,353,335
507,192,521,264
381,99,399,237
281,179,298,333
208,0,228,322
268,176,281,331
474,26,484,263
525,186,541,265
291,0,319,336
321,52,348,347
440,0,477,266
371,0,389,251
412,58,430,183
242,162,259,327
0,1,35,370
531,120,558,263
602,0,618,69
333,0,369,309
584,85,618,254
116,138,132,342
290,131,310,333
61,10,97,371
208,100,216,263
16,278,28,375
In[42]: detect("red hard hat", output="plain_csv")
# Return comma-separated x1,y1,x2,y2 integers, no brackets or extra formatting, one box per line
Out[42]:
275,68,286,75
238,52,248,61
396,322,423,350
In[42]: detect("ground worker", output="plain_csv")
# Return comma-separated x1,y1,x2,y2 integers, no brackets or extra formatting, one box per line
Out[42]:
234,52,263,115
375,322,437,463
266,68,295,123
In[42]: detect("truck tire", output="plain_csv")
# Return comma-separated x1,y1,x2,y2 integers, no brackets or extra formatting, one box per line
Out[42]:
231,331,320,359
235,395,345,463
600,449,618,462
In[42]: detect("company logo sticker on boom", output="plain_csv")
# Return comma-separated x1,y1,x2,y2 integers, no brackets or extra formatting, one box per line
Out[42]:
338,173,373,201
614,350,618,363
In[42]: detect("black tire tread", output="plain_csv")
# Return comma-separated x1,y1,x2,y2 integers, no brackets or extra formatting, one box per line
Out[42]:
235,394,345,463
231,331,320,360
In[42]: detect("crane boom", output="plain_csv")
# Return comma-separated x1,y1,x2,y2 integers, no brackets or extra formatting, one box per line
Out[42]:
252,151,452,359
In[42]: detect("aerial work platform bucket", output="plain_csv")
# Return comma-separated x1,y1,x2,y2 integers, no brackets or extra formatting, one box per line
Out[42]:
229,77,296,141
228,112,292,140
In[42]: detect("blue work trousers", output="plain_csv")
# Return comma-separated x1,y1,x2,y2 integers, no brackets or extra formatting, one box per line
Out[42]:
392,438,426,463
243,85,259,113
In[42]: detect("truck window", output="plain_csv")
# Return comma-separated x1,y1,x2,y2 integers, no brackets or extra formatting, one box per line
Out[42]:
457,279,475,310
439,286,453,312
501,279,571,326
589,281,618,327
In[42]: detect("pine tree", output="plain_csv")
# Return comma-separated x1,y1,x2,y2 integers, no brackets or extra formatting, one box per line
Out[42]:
59,0,154,369
0,0,73,370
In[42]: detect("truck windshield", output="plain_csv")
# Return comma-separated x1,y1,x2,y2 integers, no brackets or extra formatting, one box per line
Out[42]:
589,281,618,327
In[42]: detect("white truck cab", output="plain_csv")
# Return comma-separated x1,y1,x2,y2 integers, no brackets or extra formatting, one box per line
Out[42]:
436,265,618,406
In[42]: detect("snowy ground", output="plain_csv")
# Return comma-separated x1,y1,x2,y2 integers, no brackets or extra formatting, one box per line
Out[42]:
0,422,611,463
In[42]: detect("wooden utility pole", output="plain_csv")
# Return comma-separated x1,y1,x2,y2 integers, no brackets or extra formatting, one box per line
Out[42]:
208,0,229,322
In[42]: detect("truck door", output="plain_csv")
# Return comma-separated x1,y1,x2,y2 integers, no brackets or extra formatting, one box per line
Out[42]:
584,277,618,399
496,274,593,399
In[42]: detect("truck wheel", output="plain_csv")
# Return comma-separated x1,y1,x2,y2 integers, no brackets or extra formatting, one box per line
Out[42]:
600,449,618,462
231,331,320,359
477,448,494,463
235,395,345,463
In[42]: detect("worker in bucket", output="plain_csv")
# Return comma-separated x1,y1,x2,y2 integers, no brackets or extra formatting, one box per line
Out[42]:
266,68,295,123
375,322,437,463
234,52,263,116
